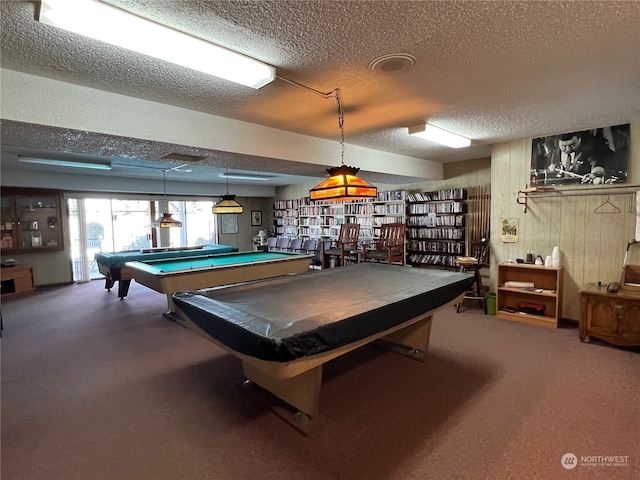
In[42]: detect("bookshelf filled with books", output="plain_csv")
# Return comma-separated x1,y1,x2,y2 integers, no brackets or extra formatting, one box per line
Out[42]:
273,199,299,237
297,191,406,243
406,188,467,268
370,190,406,238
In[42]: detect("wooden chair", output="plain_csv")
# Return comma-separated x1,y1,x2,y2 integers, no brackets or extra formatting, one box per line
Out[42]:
322,223,360,268
362,223,406,266
455,237,490,313
312,240,331,269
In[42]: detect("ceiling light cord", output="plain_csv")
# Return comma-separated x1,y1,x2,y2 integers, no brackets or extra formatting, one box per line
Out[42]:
276,75,346,165
335,89,345,166
275,75,336,99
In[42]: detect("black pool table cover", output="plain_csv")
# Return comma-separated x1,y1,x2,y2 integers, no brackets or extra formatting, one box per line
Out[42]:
173,263,474,362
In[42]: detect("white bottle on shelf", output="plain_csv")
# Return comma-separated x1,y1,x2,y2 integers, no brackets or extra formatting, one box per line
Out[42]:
552,246,560,267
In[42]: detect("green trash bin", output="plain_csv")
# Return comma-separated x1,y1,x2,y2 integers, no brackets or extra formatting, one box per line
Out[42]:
486,293,496,315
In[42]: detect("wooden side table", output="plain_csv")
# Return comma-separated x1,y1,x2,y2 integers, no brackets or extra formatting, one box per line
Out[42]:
1,265,35,297
579,284,640,346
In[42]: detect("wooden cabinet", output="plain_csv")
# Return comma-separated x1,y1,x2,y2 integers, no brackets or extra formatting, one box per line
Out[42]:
1,188,64,253
0,265,35,297
406,188,466,268
579,284,640,346
497,263,563,327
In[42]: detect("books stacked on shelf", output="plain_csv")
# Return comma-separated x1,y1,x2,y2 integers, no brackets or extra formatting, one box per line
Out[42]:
377,191,406,201
372,216,404,227
374,203,405,215
406,188,467,268
407,202,465,214
344,203,373,215
274,199,300,210
346,216,373,226
407,214,464,227
297,191,406,243
372,191,406,241
407,253,460,267
406,188,466,202
407,228,465,240
407,240,465,254
274,199,299,237
360,228,374,239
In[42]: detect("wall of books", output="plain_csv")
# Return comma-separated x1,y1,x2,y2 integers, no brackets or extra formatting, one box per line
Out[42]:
273,198,299,237
406,188,467,267
298,191,406,242
275,189,471,268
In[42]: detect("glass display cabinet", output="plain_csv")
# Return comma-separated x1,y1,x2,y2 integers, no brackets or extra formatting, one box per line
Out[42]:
0,188,64,253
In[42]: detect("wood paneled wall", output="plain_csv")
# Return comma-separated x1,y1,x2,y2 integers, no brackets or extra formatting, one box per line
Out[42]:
491,123,639,320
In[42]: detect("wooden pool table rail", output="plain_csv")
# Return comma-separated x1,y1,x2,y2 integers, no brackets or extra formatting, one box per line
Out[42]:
129,253,313,314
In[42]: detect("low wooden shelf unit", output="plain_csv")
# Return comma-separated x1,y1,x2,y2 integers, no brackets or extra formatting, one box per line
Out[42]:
1,265,35,297
497,263,563,328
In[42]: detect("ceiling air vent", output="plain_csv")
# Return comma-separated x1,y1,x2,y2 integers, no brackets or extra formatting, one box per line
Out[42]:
160,153,207,163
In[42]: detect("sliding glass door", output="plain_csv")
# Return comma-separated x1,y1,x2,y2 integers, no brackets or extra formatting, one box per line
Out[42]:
68,197,217,282
69,198,153,281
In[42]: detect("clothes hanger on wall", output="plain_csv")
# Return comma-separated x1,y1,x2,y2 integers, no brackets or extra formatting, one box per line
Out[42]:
594,194,621,214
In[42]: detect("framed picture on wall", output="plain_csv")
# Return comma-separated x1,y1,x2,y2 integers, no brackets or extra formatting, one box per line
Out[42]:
220,215,238,234
530,123,630,187
500,218,519,243
251,211,262,226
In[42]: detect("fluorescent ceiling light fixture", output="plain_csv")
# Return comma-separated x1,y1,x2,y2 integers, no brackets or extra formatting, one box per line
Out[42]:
17,156,112,170
218,172,272,181
408,124,471,148
37,0,276,89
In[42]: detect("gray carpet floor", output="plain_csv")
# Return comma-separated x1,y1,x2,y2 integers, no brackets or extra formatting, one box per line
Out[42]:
1,279,638,480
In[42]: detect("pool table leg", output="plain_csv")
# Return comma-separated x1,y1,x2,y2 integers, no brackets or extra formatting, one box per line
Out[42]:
382,314,432,357
104,277,115,292
162,295,188,325
100,265,132,299
117,280,131,299
242,362,323,420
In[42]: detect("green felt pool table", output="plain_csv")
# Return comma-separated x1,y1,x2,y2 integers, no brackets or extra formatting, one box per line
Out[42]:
95,244,237,298
126,250,313,315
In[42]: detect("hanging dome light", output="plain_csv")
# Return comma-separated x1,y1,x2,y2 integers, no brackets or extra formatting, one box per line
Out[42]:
213,168,244,214
152,212,183,228
213,194,244,214
309,89,377,202
309,165,377,202
151,170,182,228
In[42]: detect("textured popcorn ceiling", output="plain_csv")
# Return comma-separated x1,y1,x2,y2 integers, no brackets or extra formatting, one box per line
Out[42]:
1,0,639,185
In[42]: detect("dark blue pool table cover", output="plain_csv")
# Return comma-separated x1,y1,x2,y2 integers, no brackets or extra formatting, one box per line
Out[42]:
173,263,474,362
